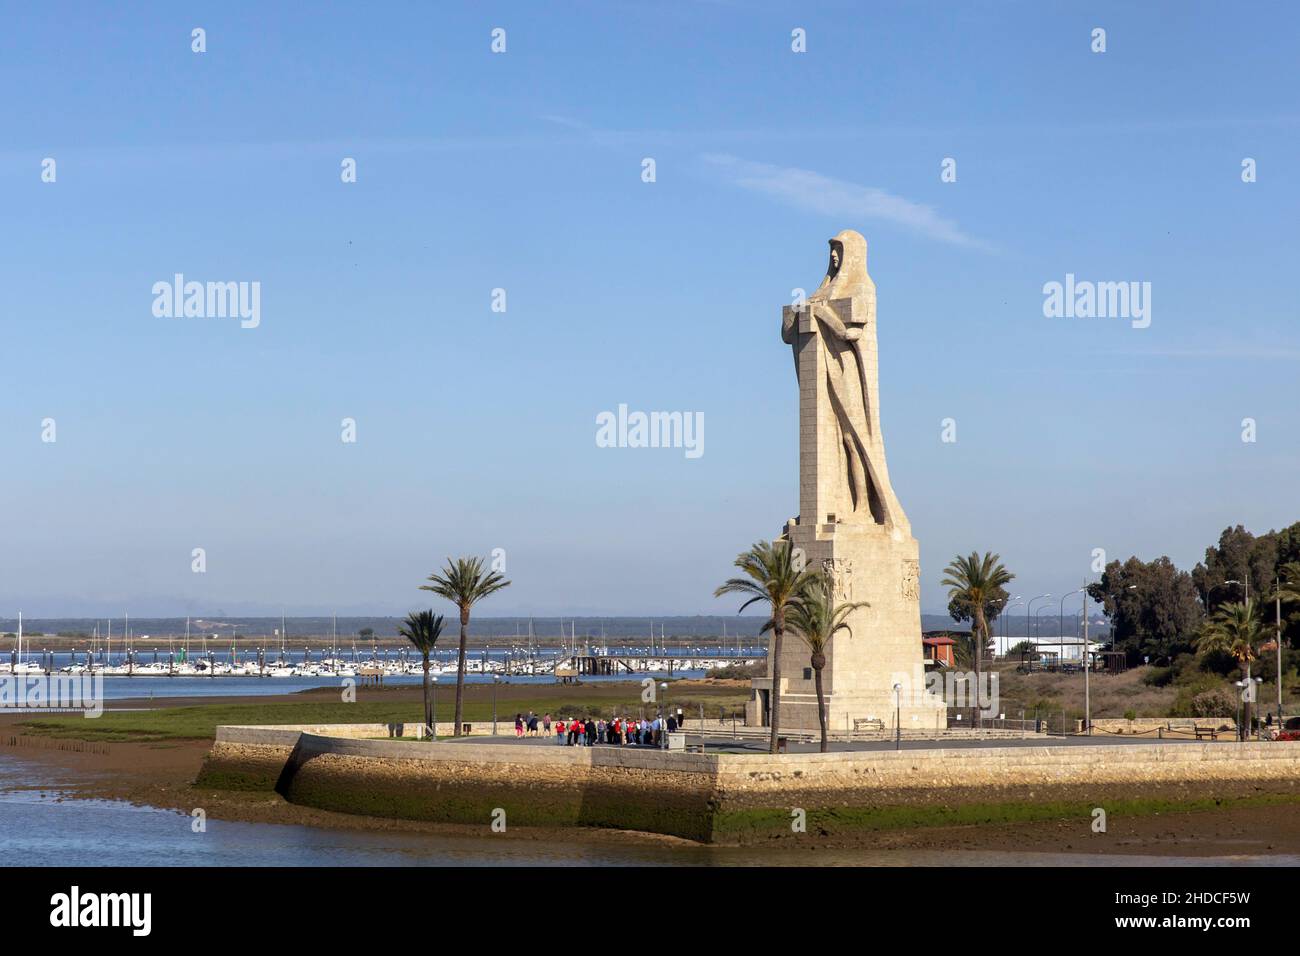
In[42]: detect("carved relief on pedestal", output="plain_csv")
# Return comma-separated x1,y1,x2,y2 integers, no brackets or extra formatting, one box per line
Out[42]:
900,559,920,601
822,557,854,603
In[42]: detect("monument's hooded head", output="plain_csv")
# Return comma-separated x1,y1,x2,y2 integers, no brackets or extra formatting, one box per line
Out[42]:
820,229,870,301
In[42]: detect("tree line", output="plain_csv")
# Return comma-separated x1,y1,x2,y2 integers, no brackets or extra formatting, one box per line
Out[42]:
1089,521,1300,665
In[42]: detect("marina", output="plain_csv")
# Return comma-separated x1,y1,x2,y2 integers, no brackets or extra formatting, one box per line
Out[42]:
2,613,763,683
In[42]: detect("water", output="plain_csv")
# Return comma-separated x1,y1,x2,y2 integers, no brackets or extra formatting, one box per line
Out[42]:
3,650,733,701
39,671,712,702
0,665,717,702
1,615,776,641
1,754,1292,867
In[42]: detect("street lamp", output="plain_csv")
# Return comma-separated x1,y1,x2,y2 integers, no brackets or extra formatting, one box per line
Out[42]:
1275,571,1291,728
431,675,439,740
1060,588,1085,668
889,686,899,749
1208,578,1245,613
660,682,669,749
1035,606,1055,666
1004,601,1024,658
492,674,500,736
1104,584,1138,651
1027,594,1052,665
998,596,1021,657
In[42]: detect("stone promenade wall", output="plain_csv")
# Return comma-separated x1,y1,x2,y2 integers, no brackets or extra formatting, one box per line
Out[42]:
198,725,1300,843
1088,717,1238,736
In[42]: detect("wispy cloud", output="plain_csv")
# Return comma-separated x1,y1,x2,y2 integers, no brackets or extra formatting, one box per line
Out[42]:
702,153,993,251
1115,345,1300,361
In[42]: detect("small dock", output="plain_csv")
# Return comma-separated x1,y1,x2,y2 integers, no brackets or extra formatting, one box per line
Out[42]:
567,654,760,676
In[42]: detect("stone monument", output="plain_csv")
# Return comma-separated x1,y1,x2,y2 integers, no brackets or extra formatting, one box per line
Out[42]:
749,230,945,733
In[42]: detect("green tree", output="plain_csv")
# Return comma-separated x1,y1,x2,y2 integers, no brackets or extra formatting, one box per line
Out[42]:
421,557,511,736
784,572,868,753
941,552,1014,716
397,610,445,737
1089,556,1202,664
1192,525,1278,614
715,540,821,754
1195,599,1266,738
1266,558,1300,650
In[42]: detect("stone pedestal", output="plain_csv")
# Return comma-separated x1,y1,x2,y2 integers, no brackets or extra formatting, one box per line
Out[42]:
768,518,945,733
749,230,945,733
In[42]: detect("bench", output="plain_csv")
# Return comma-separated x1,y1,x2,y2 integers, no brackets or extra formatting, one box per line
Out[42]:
853,718,884,733
1193,726,1219,741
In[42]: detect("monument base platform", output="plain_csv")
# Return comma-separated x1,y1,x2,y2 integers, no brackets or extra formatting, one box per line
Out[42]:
748,520,946,733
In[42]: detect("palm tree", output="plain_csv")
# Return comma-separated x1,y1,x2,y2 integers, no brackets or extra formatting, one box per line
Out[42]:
1196,599,1266,738
398,610,445,738
714,540,821,754
785,572,868,752
941,552,1015,719
421,557,511,736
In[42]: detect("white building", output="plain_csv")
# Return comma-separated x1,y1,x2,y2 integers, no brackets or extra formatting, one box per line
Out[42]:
994,636,1103,662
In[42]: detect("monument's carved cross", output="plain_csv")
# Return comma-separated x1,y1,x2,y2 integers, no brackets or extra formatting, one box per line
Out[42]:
752,230,945,732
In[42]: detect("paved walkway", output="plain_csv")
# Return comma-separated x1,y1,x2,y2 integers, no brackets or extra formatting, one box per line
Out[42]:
442,733,1211,753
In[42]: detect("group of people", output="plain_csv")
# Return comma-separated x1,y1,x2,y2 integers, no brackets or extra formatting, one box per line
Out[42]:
512,711,683,747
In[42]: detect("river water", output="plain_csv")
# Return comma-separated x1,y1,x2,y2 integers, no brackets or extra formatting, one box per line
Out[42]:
1,754,1292,867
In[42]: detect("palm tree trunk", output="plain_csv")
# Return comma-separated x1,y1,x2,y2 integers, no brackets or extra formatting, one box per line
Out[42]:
973,606,986,728
813,659,828,753
422,656,433,737
454,610,469,737
769,617,784,754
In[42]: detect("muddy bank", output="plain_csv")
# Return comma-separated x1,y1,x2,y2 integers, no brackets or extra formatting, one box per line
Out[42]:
6,728,1300,857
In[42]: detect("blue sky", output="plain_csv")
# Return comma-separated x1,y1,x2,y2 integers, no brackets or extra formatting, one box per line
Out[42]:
2,1,1297,618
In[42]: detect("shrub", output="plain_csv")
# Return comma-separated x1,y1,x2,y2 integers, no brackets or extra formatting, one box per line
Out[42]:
1169,653,1200,685
1142,667,1173,688
1170,675,1234,718
1124,709,1137,721
1190,689,1235,718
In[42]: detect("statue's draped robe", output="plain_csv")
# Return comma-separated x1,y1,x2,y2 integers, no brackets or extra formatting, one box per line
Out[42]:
782,230,907,532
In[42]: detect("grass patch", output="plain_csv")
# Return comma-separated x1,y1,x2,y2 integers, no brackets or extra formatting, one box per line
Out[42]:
20,683,746,744
713,791,1300,840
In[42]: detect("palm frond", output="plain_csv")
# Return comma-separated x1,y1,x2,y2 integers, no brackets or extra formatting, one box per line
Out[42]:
397,610,445,655
420,555,512,610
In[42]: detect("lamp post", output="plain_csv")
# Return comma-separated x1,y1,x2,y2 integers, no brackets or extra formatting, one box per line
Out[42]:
1035,607,1054,667
997,595,1021,659
1082,580,1092,734
1004,601,1024,659
660,682,669,750
1027,594,1052,667
893,682,902,751
1059,588,1084,668
492,674,500,736
431,675,439,740
1104,584,1138,659
1277,574,1287,729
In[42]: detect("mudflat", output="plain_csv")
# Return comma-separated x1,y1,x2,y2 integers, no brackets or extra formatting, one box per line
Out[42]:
4,686,1300,858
